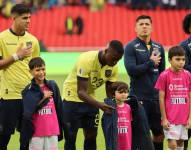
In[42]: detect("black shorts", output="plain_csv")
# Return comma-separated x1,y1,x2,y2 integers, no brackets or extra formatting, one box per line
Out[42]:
142,100,163,136
62,100,99,130
0,99,22,135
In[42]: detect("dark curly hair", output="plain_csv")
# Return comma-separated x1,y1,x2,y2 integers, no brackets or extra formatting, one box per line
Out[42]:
183,13,191,34
111,81,129,96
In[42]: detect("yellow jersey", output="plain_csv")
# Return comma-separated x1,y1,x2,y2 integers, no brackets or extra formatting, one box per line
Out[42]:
62,51,118,102
0,29,40,99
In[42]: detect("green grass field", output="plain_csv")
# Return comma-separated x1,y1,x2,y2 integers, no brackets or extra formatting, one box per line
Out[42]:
7,52,190,149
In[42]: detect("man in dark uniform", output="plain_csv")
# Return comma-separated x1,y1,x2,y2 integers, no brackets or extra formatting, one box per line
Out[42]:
124,15,165,150
180,13,191,150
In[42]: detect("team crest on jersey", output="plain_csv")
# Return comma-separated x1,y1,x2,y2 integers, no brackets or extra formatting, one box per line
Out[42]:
105,70,112,77
26,41,32,48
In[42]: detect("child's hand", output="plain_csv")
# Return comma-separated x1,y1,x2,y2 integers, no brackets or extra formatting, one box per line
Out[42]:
186,119,191,129
43,90,53,99
162,119,170,130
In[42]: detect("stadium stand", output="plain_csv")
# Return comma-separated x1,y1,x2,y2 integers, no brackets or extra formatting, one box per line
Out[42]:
0,5,190,51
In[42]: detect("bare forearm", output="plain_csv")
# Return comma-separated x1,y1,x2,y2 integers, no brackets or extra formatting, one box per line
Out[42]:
159,99,167,120
78,90,101,108
0,56,15,69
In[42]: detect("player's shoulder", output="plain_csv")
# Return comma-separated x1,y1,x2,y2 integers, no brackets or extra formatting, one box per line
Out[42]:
180,36,191,47
125,38,138,47
79,51,98,61
25,31,38,41
0,29,9,39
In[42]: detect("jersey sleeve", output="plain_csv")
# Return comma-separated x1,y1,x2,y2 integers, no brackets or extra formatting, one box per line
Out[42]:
155,72,166,91
108,65,118,82
32,38,40,57
0,37,3,58
76,54,91,78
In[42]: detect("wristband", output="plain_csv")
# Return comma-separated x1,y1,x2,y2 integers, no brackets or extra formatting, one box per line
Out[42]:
12,53,19,61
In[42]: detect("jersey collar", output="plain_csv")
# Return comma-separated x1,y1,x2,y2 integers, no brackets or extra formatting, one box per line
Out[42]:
9,28,25,36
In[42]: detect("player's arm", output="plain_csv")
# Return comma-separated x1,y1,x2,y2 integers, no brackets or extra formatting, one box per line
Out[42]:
0,42,32,69
77,77,114,114
159,90,169,130
181,44,191,72
124,43,155,76
158,46,166,73
105,81,113,98
105,66,118,98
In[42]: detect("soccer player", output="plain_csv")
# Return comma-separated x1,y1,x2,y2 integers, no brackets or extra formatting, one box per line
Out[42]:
62,40,124,150
155,46,191,150
0,4,40,149
124,15,165,150
180,13,191,150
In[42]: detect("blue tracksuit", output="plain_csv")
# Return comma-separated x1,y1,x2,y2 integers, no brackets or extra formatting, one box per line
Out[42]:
102,96,154,150
124,37,165,100
180,36,191,72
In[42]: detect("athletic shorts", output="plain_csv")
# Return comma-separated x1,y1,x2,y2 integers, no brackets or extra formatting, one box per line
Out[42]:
163,124,188,140
29,136,58,150
142,100,163,136
62,100,99,130
0,99,22,135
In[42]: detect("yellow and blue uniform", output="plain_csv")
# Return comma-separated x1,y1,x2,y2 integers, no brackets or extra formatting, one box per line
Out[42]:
0,29,40,99
62,51,118,102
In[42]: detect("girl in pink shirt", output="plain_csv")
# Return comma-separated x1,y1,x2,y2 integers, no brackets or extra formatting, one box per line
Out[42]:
112,82,132,150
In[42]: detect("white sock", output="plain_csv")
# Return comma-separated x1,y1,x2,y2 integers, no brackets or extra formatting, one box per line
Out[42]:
168,148,172,150
177,146,184,150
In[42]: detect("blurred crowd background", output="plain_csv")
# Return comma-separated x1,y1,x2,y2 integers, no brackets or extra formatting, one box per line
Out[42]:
0,0,191,18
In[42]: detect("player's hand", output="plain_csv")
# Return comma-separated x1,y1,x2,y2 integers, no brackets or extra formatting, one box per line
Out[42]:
186,119,191,129
98,102,115,114
150,51,161,66
16,43,32,59
43,90,53,99
162,119,170,130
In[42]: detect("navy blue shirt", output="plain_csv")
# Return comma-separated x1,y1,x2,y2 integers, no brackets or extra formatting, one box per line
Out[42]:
124,38,165,100
180,36,191,72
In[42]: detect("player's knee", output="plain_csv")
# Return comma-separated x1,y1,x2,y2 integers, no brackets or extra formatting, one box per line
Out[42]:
153,134,164,142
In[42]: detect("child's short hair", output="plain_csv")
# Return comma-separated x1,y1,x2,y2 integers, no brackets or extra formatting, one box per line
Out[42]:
111,81,129,96
29,57,45,70
168,46,185,59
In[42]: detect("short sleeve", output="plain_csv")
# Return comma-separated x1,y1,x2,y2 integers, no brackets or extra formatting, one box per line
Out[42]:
76,54,91,78
155,72,166,92
0,38,3,57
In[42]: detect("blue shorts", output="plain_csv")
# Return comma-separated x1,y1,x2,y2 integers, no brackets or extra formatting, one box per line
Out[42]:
0,99,22,135
62,100,99,130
